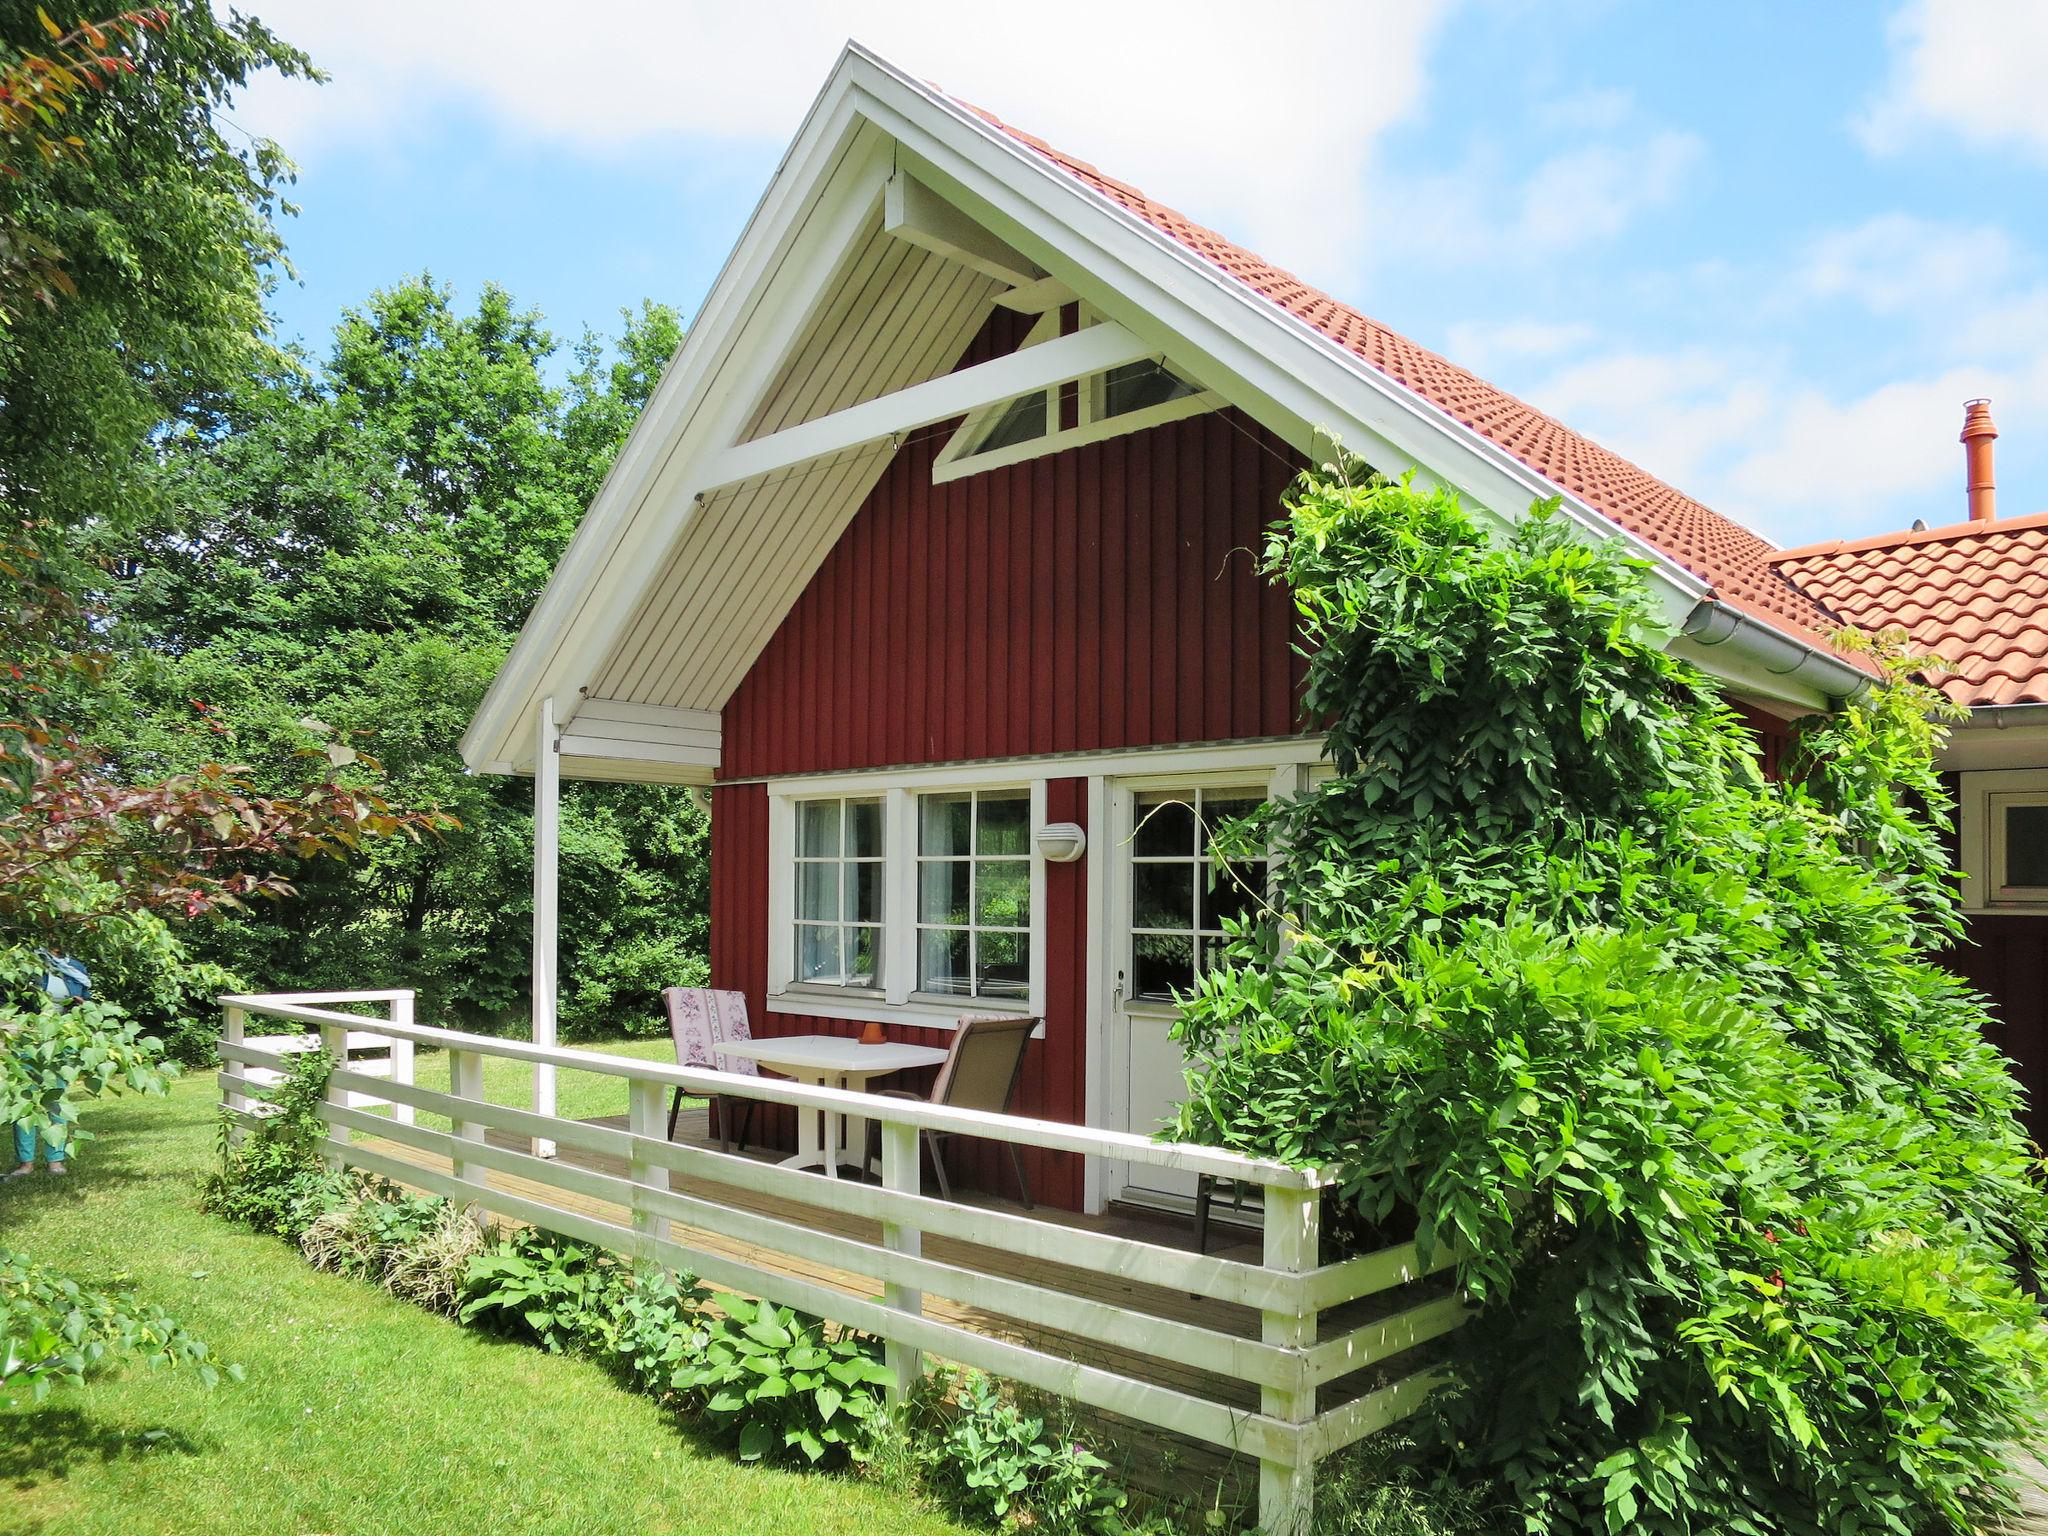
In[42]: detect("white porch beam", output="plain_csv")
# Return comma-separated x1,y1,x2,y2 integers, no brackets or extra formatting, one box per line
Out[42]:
994,274,1078,313
700,319,1149,493
532,697,560,1158
885,169,1040,287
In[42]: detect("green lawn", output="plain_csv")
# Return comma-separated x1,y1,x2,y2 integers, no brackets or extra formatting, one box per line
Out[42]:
0,1064,971,1536
401,1033,701,1132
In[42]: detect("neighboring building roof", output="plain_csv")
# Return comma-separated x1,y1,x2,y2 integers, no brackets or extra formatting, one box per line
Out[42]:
966,108,1848,652
1773,512,2048,707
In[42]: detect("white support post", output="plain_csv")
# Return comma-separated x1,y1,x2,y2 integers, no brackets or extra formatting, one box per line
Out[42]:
627,1079,669,1253
448,1047,485,1190
316,1021,348,1174
222,1004,247,1143
388,991,416,1127
532,697,560,1159
1259,1186,1321,1536
879,1119,924,1403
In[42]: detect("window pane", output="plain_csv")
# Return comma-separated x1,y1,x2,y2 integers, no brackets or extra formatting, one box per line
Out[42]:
1102,359,1196,419
846,927,882,989
973,392,1047,455
976,861,1030,929
1134,795,1195,857
921,793,971,857
1133,862,1193,931
919,859,971,924
1201,796,1263,851
847,798,883,859
797,924,842,984
797,861,839,921
846,861,883,924
1133,932,1192,1000
2007,803,2048,888
977,931,1030,998
919,928,972,995
977,793,1030,856
797,800,841,858
1201,863,1264,932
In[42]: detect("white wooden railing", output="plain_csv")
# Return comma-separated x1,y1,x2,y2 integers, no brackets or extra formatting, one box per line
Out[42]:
216,990,1467,1535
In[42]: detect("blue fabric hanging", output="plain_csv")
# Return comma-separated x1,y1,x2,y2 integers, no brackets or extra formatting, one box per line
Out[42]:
36,952,91,1002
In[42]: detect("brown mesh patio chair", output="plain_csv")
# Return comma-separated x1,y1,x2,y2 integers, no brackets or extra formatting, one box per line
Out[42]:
863,1014,1037,1208
661,986,758,1152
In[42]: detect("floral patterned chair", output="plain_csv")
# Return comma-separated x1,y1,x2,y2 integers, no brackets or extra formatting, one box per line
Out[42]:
661,987,758,1151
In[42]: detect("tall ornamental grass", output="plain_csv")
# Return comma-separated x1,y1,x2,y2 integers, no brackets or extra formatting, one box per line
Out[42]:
1174,467,2048,1535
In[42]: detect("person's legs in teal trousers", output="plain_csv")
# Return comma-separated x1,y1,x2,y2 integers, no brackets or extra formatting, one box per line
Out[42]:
9,1114,68,1174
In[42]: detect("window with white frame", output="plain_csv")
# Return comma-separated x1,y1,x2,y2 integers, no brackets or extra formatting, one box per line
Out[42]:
1992,792,2048,900
1128,786,1268,1001
932,310,1218,485
916,789,1032,999
792,797,885,988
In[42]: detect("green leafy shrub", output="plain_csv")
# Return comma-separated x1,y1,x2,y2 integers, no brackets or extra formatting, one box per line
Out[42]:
919,1370,1129,1535
1174,469,2048,1535
381,1199,487,1314
598,1265,712,1389
0,992,178,1157
459,1228,633,1353
675,1293,893,1465
300,1181,450,1284
1311,1434,1502,1536
200,1049,337,1237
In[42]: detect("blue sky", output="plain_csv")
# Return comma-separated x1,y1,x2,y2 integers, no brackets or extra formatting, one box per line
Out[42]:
233,0,2048,549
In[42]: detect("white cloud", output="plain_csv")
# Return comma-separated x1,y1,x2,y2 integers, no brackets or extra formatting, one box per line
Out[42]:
1793,214,2015,314
225,0,1456,289
1859,0,2048,159
1443,317,1596,375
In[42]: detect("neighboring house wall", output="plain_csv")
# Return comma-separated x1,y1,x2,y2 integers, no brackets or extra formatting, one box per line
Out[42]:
1945,914,2048,1139
710,338,1305,1208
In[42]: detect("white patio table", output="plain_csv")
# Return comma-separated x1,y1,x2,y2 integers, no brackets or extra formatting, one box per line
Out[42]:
712,1034,948,1178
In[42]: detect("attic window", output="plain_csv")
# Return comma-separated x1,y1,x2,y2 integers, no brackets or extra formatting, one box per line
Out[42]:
933,310,1219,485
1099,360,1198,419
969,393,1048,456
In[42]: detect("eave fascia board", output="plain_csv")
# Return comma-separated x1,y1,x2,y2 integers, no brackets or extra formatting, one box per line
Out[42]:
460,62,889,775
837,47,1715,629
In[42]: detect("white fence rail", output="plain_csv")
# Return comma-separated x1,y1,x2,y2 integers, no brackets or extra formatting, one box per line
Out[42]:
216,991,1465,1535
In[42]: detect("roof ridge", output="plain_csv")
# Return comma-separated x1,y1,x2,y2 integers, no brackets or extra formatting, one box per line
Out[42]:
1773,507,2048,564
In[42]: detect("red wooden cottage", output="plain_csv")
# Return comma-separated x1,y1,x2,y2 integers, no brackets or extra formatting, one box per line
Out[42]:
463,45,2046,1213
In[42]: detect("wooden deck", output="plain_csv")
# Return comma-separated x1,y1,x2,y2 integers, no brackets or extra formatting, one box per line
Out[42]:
354,1105,1308,1501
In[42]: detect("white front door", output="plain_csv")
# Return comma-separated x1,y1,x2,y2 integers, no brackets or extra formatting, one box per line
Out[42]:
1101,777,1270,1210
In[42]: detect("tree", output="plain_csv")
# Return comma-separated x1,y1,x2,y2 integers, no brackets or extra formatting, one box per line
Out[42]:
1174,469,2048,1535
107,280,704,1036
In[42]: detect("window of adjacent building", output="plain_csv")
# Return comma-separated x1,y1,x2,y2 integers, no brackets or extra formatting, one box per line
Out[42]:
916,789,1032,999
1996,795,2048,895
1128,786,1267,1001
793,797,885,988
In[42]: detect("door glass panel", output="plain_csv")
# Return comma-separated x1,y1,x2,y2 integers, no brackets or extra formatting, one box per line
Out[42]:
1133,795,1195,857
1133,932,1193,1000
1133,863,1193,930
1201,863,1264,931
1201,797,1262,850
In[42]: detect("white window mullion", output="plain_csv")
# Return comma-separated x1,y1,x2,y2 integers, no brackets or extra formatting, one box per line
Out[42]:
883,787,916,1004
1029,778,1049,1015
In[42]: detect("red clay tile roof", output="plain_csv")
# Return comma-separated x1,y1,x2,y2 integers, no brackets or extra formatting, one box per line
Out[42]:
964,105,1854,655
1773,513,2048,707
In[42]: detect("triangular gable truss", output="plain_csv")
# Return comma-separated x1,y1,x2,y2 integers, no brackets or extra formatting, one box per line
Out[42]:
463,44,1870,783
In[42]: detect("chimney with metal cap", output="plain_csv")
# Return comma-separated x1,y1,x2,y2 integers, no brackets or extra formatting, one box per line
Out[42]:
1962,397,1998,522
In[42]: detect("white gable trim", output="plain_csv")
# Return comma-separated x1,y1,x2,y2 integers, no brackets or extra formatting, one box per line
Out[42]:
465,44,1863,776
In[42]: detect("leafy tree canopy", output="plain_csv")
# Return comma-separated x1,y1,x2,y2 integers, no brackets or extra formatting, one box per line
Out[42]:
1175,468,2048,1536
103,278,704,1037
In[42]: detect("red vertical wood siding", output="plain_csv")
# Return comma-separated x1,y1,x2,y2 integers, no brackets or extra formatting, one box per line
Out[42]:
1944,914,2048,1141
708,313,1305,1208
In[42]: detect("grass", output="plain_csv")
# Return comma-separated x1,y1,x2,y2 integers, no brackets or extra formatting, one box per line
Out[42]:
0,1064,972,1536
401,1032,702,1132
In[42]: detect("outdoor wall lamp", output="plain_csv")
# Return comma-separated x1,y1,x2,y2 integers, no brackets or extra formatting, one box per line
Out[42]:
1035,821,1087,862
